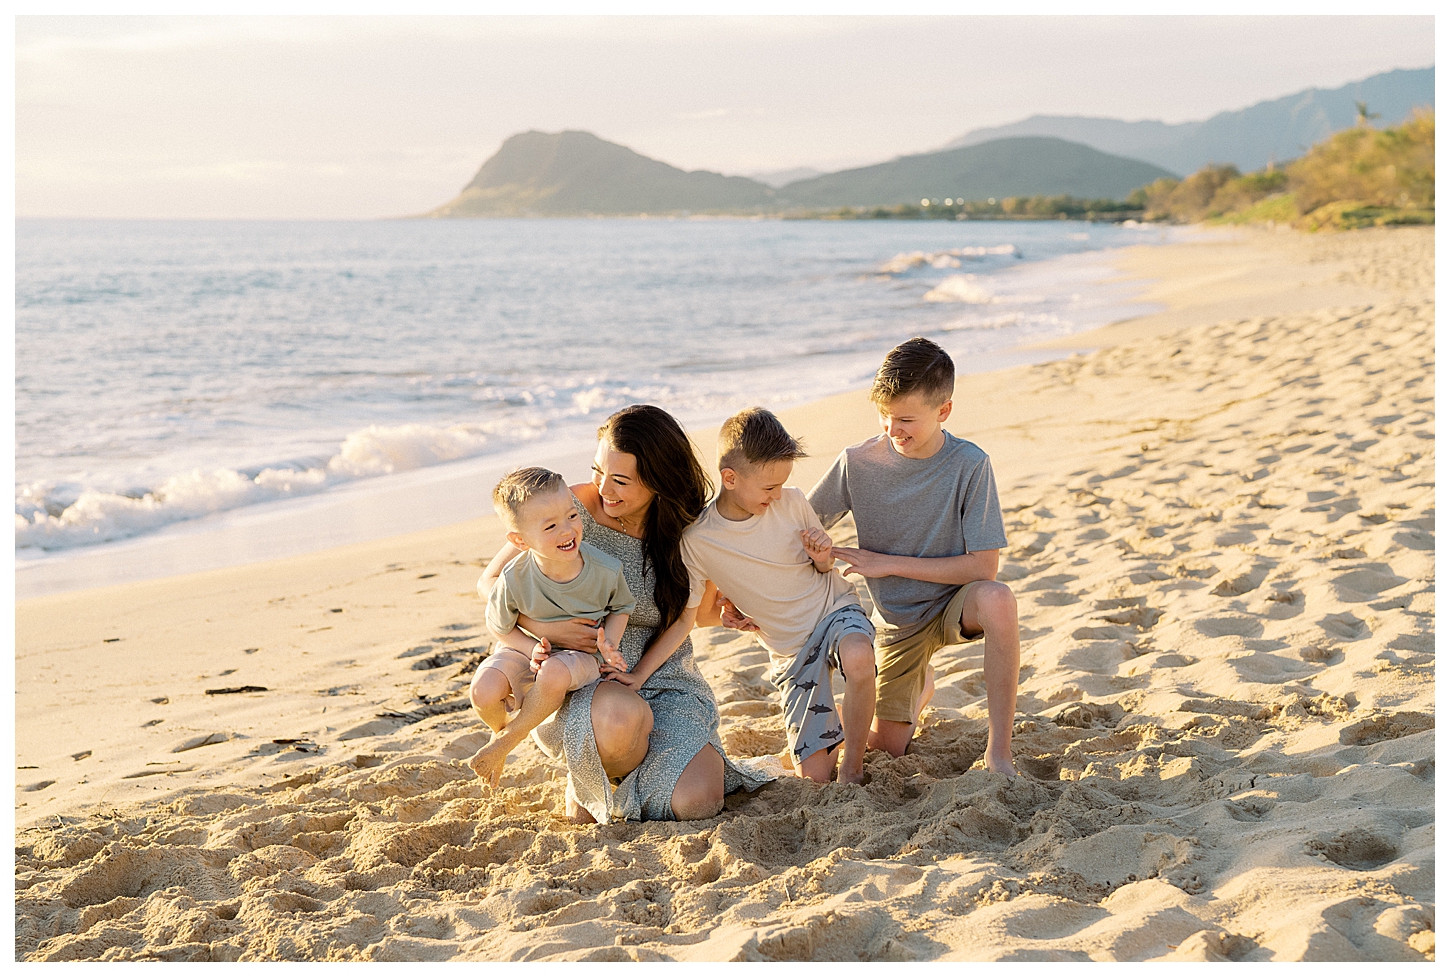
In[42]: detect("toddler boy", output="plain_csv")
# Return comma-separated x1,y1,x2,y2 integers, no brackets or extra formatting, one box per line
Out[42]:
468,467,633,787
683,408,876,785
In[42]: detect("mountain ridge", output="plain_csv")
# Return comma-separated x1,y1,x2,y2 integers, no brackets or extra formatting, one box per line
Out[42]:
774,136,1174,207
944,67,1434,176
428,130,776,216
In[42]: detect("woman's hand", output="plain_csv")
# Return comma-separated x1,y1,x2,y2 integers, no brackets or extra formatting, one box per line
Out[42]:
716,593,760,632
519,615,601,652
604,667,648,691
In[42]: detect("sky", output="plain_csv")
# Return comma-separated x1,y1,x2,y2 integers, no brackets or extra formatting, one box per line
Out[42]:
14,14,1436,220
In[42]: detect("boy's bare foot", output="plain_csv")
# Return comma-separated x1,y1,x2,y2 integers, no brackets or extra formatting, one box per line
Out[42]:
836,763,865,785
468,741,511,788
984,743,1017,778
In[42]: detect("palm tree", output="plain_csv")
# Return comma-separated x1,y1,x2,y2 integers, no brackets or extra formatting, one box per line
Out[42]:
1355,101,1381,127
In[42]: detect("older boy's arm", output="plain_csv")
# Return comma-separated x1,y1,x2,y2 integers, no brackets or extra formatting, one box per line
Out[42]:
832,547,999,585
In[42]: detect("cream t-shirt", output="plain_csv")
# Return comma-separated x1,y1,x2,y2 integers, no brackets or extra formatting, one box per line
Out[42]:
682,486,859,659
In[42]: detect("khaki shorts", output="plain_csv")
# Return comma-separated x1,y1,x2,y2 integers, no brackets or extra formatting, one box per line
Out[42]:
874,582,985,724
476,647,601,711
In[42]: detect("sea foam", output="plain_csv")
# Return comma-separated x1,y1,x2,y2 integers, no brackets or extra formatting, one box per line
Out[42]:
15,420,529,551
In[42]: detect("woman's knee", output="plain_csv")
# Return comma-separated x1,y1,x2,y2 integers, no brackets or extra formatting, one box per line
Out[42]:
593,684,653,736
591,684,653,774
671,747,725,821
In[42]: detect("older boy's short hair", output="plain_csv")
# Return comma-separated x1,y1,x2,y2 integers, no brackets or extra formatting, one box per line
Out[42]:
870,337,955,406
718,407,806,472
492,467,567,527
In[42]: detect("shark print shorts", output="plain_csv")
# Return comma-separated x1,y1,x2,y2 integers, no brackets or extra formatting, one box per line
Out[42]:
769,604,876,766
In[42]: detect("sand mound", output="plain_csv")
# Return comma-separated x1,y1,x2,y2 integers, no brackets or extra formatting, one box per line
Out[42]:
15,228,1433,961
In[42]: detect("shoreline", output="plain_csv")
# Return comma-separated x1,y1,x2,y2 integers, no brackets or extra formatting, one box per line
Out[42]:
15,225,1434,962
16,231,1167,601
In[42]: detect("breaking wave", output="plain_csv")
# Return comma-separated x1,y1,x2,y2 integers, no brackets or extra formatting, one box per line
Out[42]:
15,420,537,552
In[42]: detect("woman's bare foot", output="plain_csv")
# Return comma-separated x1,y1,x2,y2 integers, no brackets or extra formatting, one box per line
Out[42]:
468,741,510,788
564,796,596,823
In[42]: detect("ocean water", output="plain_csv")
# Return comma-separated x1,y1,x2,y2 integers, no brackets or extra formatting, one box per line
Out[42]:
15,217,1171,593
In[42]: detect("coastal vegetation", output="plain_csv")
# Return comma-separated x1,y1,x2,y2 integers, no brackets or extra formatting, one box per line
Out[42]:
773,136,1172,209
1129,110,1434,230
788,195,1140,222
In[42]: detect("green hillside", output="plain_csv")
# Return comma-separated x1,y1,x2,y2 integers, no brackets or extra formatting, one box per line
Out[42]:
427,130,776,216
776,137,1176,208
1131,110,1434,230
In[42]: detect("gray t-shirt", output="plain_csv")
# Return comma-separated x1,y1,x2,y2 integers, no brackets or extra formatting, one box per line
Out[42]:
486,542,636,637
807,432,1007,643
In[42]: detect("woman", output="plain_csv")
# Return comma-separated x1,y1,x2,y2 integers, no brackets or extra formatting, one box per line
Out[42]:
476,405,766,822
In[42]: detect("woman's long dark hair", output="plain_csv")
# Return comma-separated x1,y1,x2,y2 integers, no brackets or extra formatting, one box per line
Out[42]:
598,405,713,628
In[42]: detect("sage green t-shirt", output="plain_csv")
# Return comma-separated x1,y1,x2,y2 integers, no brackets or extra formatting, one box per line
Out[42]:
486,542,636,637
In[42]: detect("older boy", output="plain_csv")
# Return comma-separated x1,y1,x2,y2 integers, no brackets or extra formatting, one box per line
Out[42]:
808,338,1020,776
468,467,633,787
683,408,877,785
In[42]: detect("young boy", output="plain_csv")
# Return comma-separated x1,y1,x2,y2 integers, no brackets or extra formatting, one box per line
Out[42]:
807,337,1020,776
468,467,633,787
683,408,877,785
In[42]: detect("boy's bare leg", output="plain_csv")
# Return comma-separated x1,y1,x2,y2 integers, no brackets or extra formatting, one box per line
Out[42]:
961,580,1020,777
796,743,838,783
468,667,513,733
866,664,937,755
469,657,572,787
836,634,876,784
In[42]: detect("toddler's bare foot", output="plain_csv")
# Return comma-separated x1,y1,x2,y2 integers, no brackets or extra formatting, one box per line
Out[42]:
468,741,511,788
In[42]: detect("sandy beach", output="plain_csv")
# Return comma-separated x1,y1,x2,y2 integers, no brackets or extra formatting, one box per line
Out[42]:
14,226,1434,961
